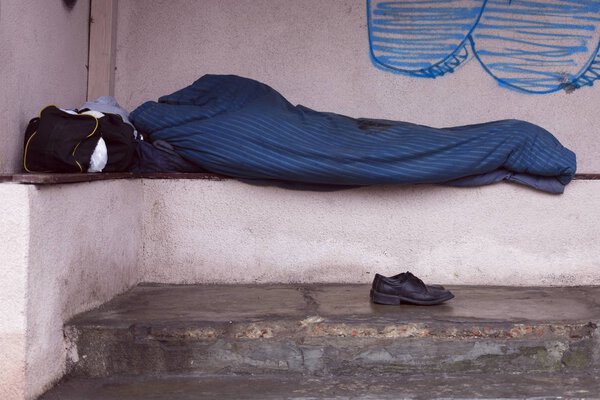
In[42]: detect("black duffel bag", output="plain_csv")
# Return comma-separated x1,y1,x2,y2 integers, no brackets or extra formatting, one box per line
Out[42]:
23,105,137,173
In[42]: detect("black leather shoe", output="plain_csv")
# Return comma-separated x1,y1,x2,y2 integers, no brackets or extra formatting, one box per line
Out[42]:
388,271,446,291
370,272,454,305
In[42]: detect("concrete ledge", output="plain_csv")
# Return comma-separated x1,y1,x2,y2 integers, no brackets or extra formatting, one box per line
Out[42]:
1,172,599,185
142,179,600,286
0,172,227,185
64,284,600,377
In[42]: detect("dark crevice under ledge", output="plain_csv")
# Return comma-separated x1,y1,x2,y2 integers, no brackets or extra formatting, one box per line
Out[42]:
0,172,598,185
0,172,228,185
0,172,600,185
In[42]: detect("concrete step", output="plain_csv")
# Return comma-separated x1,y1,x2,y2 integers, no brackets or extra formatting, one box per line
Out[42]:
63,284,600,378
39,371,600,399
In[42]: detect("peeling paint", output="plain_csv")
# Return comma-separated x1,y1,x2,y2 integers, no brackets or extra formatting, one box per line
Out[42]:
299,316,324,326
132,321,597,341
149,328,219,340
235,325,274,339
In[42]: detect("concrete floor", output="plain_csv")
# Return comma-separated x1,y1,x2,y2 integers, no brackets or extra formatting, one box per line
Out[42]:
41,371,600,399
70,283,600,326
41,284,600,399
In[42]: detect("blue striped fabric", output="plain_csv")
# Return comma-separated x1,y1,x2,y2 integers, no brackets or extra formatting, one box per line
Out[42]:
130,75,576,190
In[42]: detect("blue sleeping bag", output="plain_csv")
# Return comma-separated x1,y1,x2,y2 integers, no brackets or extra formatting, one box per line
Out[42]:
130,75,576,193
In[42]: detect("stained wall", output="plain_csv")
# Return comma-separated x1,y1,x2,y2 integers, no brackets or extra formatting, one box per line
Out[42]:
115,0,600,287
115,0,600,172
0,0,89,173
0,185,30,400
25,181,143,399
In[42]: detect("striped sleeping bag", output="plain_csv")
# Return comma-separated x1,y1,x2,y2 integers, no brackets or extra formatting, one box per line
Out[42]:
130,75,576,192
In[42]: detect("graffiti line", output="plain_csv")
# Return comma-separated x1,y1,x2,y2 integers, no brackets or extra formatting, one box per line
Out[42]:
368,0,600,93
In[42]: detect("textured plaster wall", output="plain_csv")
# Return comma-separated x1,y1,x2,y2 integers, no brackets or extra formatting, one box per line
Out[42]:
0,181,143,400
0,185,30,400
142,179,600,286
0,0,89,173
115,0,599,172
118,0,599,285
24,180,143,399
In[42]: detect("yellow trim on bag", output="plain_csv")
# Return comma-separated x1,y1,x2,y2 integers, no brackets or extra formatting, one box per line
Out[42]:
23,130,51,173
23,104,54,173
71,117,99,173
23,105,100,173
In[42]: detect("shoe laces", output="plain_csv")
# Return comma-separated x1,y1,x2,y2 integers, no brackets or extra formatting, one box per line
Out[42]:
405,271,426,288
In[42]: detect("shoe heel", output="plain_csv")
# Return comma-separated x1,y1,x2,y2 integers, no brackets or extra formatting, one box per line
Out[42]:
371,290,402,305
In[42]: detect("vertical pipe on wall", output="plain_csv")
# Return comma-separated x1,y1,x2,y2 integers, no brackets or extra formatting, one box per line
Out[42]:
87,0,118,100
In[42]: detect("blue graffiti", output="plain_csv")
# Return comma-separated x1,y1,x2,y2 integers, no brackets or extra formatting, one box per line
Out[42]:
368,0,486,77
367,0,600,93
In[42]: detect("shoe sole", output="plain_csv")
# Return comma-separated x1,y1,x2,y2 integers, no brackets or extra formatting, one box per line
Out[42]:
370,289,454,306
